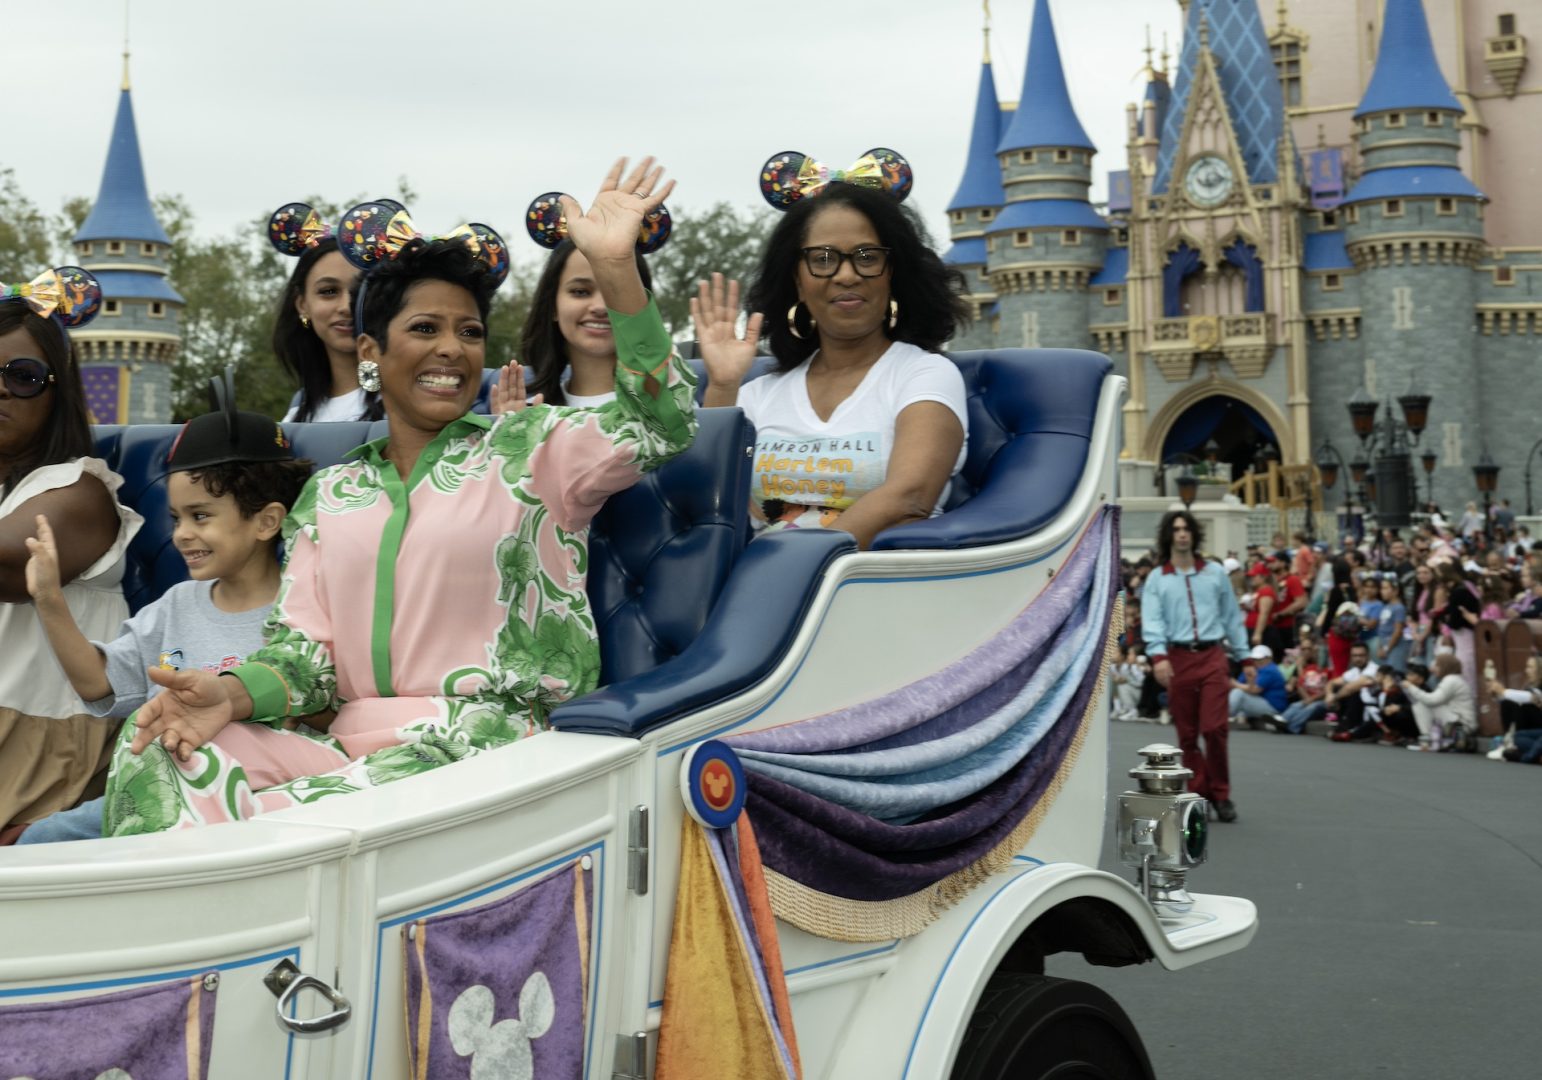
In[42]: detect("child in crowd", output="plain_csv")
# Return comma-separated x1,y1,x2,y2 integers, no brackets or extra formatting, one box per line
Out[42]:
1110,647,1147,721
17,403,312,843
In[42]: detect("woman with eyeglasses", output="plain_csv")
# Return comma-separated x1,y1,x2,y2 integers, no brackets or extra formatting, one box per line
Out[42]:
692,181,971,549
0,280,141,840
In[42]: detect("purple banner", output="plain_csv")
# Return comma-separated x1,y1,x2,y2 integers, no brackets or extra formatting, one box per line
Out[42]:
404,859,593,1080
1308,148,1344,208
0,973,216,1080
1107,170,1132,213
81,365,122,424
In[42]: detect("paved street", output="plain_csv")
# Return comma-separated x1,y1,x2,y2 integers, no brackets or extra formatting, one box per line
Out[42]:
1047,719,1542,1080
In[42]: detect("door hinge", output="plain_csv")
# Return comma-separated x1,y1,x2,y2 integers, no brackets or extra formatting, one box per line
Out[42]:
628,805,649,895
611,1031,650,1080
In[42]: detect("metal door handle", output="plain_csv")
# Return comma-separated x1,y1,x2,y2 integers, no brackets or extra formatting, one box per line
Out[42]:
264,958,352,1034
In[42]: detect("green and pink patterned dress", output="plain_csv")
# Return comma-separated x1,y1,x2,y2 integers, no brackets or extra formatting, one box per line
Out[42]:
104,298,696,836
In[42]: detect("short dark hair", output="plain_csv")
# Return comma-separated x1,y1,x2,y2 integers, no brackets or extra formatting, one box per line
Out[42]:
181,459,314,519
745,183,971,371
522,240,653,407
0,305,94,489
272,238,382,422
353,239,498,352
1154,510,1203,565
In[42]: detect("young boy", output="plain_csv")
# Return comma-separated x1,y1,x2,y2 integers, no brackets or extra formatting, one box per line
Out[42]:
17,405,311,843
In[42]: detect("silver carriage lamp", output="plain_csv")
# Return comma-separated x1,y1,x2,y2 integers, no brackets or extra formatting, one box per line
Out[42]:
1118,743,1208,915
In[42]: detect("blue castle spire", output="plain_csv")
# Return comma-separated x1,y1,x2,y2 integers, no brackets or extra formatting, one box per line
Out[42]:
74,81,171,245
996,0,1094,153
1154,0,1285,192
948,60,1006,212
1355,0,1463,117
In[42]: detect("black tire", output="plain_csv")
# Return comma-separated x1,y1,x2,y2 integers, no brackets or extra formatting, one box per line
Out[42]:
949,973,1155,1080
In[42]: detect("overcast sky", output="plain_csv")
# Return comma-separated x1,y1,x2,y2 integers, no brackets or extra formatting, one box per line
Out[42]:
12,1,1185,263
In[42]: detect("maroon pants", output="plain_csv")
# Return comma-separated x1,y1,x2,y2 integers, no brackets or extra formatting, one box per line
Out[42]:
1167,646,1231,801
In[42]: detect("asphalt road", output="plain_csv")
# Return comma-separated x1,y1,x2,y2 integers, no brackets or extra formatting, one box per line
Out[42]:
1046,718,1542,1080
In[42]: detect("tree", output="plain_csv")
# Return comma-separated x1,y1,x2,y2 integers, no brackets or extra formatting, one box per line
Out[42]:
643,201,775,339
0,169,57,284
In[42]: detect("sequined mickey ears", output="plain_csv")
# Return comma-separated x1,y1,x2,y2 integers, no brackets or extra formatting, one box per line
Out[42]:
524,192,672,255
1,266,103,328
334,202,510,288
758,148,913,210
267,200,407,255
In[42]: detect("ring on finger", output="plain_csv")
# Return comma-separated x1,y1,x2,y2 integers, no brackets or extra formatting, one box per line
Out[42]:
632,189,648,198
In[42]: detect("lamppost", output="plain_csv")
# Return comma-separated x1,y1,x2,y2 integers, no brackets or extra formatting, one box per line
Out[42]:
1473,449,1501,548
1343,379,1432,532
1524,436,1542,517
1177,468,1199,510
1315,439,1352,542
1420,448,1438,513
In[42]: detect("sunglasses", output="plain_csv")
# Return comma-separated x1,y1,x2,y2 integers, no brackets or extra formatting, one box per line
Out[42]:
1,357,55,399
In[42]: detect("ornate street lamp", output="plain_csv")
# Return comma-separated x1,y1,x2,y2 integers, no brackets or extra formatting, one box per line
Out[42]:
1349,453,1370,488
1347,387,1379,442
1473,450,1501,546
1315,442,1341,491
1397,385,1431,443
1177,468,1199,510
1421,448,1438,511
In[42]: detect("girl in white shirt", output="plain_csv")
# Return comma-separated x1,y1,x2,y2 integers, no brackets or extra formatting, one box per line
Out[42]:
692,181,971,549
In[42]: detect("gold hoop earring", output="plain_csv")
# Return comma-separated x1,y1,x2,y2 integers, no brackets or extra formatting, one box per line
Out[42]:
787,303,815,341
886,298,899,330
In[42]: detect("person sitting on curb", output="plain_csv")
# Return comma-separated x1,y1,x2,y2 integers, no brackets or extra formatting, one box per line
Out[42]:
1404,653,1477,752
1321,642,1380,737
1228,644,1287,730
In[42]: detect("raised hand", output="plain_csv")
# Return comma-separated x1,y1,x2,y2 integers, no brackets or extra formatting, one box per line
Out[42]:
490,363,543,415
691,273,764,402
130,666,236,760
558,157,674,268
23,514,63,604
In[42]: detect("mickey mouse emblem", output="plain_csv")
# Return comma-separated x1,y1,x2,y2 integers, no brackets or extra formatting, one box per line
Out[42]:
448,972,556,1080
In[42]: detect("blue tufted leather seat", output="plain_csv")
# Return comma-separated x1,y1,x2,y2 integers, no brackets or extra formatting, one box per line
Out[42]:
94,347,1111,734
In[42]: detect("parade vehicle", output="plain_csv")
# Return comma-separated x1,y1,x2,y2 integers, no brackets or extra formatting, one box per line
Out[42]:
1,348,1255,1080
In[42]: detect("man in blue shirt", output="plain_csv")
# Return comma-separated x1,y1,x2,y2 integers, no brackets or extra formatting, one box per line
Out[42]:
1142,511,1250,822
1229,644,1288,728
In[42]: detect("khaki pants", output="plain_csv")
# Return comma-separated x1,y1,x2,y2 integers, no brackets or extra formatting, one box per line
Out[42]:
0,707,118,829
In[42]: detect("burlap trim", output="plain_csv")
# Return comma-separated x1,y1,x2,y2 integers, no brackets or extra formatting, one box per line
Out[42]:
764,594,1124,943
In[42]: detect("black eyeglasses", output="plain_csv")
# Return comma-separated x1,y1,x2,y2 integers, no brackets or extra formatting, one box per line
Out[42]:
0,357,55,399
800,245,892,278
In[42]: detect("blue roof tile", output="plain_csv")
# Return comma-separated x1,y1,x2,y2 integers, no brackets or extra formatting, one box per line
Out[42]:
948,63,1006,211
1089,247,1128,285
997,0,1095,152
91,270,184,304
1340,165,1484,204
988,199,1109,232
1355,0,1462,117
1155,0,1286,192
1302,232,1353,270
942,237,989,266
75,91,171,245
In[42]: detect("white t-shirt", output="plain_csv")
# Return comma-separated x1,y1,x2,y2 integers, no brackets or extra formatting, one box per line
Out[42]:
282,387,371,423
736,342,968,527
1342,661,1381,705
560,373,616,410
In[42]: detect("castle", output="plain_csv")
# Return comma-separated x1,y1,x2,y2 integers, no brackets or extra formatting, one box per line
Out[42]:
944,0,1541,520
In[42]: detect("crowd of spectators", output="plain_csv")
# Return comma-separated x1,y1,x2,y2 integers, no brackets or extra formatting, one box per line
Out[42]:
1117,507,1542,765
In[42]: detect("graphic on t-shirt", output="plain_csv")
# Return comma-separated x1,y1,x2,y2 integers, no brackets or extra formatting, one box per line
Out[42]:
753,432,885,511
204,654,243,674
155,649,185,670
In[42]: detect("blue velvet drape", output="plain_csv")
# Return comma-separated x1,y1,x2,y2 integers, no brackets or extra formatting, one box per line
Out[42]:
1222,240,1265,312
1161,396,1274,460
1162,244,1203,317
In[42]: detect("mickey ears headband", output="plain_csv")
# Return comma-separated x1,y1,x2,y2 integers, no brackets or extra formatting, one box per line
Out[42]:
334,202,511,288
524,192,672,255
166,367,294,471
758,147,913,210
0,266,103,329
267,199,408,257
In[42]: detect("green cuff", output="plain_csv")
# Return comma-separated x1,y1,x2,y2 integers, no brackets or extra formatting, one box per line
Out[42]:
607,293,671,379
228,663,292,719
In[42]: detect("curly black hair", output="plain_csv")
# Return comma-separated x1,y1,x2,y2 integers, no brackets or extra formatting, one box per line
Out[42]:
745,182,971,371
180,459,314,519
1154,510,1205,566
522,240,654,407
353,239,498,352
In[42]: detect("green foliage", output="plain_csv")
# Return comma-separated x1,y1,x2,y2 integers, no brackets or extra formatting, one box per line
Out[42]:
0,169,61,282
644,201,775,339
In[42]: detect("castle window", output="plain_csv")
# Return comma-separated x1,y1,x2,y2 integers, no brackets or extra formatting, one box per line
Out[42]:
1062,229,1080,245
1384,199,1404,217
979,267,990,283
1346,205,1360,223
1386,112,1405,127
1103,288,1123,305
1436,198,1456,215
107,240,124,255
1425,111,1444,127
79,242,93,256
1321,211,1338,227
1271,36,1304,107
149,302,165,317
951,210,965,224
104,300,120,316
1053,149,1072,164
1323,273,1343,291
140,242,157,256
1019,151,1035,164
979,208,995,221
1013,230,1032,247
1494,265,1515,284
1115,227,1130,244
1499,13,1516,36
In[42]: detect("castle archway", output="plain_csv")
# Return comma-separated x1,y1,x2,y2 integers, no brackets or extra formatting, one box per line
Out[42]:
1145,382,1295,475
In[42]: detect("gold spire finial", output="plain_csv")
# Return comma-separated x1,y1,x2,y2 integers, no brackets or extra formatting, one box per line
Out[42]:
982,0,991,64
121,0,131,90
1160,31,1170,76
1199,11,1211,51
1277,0,1288,31
1143,26,1155,70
